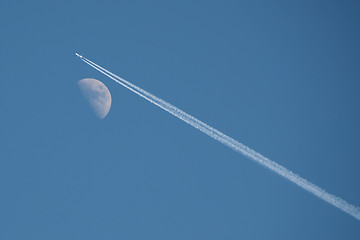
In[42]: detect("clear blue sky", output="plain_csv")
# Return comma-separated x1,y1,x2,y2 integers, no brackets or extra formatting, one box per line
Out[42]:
1,0,360,239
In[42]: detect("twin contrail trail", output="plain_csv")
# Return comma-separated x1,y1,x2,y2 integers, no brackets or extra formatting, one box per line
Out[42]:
76,53,360,221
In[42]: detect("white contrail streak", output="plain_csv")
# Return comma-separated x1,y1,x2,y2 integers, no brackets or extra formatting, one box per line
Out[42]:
76,53,360,221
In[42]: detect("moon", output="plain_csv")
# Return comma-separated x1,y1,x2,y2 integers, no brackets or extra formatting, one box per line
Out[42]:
78,78,112,119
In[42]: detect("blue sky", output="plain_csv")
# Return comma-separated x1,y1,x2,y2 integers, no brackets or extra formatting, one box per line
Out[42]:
1,0,360,239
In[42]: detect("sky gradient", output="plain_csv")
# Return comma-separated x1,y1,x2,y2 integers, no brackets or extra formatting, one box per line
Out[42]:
1,1,360,239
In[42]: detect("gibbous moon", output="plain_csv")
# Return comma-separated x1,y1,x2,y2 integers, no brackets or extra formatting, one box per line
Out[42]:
78,78,112,119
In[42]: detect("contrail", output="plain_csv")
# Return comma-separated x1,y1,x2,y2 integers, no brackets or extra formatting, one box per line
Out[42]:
76,53,360,221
